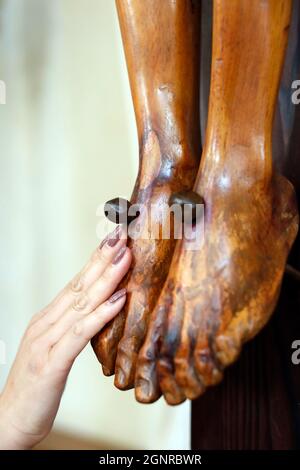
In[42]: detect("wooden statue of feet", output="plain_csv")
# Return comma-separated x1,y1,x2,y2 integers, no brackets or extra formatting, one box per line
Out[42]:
135,0,299,404
91,0,201,389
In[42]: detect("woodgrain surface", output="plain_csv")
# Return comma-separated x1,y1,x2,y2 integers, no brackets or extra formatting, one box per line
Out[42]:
192,0,300,449
135,0,298,405
92,0,201,390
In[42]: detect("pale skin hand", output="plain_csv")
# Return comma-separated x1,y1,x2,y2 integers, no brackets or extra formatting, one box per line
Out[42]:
0,226,131,450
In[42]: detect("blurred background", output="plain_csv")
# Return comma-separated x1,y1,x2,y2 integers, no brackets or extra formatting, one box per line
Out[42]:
0,0,190,449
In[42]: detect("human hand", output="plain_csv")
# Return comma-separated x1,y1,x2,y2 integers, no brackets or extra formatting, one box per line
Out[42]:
0,226,131,449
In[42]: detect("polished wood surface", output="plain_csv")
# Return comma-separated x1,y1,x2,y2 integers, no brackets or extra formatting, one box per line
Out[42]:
192,275,300,449
91,0,299,415
191,0,300,449
135,0,298,404
92,0,201,390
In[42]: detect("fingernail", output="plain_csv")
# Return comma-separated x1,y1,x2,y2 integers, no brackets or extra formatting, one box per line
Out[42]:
107,288,127,303
99,225,121,249
112,246,127,265
107,225,122,247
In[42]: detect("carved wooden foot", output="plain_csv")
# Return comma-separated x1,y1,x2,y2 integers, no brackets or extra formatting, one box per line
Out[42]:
135,0,299,404
91,0,201,389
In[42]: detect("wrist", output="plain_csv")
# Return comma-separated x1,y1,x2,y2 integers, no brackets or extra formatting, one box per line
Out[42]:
0,395,32,450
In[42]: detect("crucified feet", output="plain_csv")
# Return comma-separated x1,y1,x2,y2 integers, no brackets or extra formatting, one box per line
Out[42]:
91,0,201,389
93,0,299,405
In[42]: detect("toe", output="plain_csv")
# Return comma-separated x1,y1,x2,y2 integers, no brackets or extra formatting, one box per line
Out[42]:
194,344,223,386
158,356,186,405
213,332,242,368
135,281,176,403
174,352,205,399
114,336,137,390
157,295,186,405
135,354,161,403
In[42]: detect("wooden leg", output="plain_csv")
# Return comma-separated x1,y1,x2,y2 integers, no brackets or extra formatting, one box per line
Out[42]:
91,0,201,389
191,0,300,449
136,0,299,404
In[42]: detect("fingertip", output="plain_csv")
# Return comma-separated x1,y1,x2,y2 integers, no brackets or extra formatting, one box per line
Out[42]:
99,291,127,326
123,246,132,266
111,245,132,268
93,228,128,265
106,287,127,304
126,245,132,259
102,224,128,248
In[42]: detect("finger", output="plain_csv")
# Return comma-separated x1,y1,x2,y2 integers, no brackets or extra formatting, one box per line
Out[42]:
40,246,132,348
28,226,126,336
45,225,125,319
49,289,127,370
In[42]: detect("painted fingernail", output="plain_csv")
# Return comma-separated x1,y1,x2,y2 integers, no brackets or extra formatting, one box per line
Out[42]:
107,288,127,303
112,246,127,265
99,225,121,249
107,225,122,247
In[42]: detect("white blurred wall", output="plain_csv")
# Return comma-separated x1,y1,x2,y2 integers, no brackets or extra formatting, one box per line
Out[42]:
0,0,190,449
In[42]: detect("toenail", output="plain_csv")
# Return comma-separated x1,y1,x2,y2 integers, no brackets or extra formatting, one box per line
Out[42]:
199,349,210,363
136,378,150,398
164,392,175,404
102,365,113,377
115,368,126,387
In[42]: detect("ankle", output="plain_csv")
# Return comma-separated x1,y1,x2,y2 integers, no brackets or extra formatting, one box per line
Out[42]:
200,139,272,192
